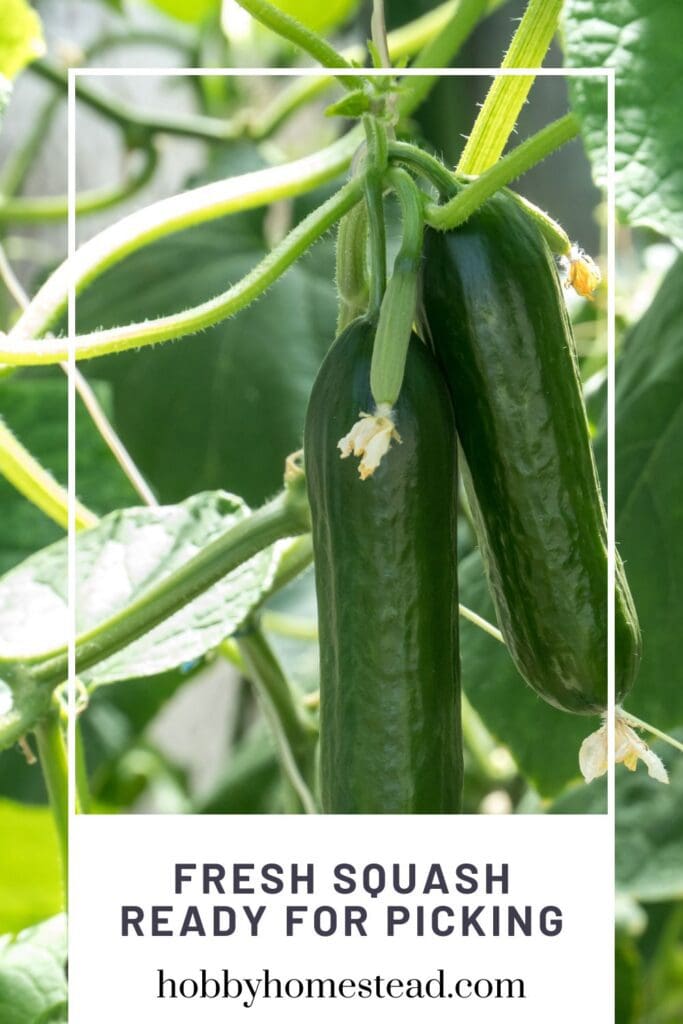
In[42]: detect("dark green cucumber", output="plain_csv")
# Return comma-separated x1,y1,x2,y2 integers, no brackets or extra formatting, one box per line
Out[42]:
304,317,463,812
423,191,641,715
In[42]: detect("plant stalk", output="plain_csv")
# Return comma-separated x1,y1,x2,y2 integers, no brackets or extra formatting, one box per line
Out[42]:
427,113,579,230
457,0,563,174
232,0,356,85
363,116,388,316
235,625,318,814
7,128,362,347
35,704,69,901
30,487,311,690
1,178,363,366
0,145,158,224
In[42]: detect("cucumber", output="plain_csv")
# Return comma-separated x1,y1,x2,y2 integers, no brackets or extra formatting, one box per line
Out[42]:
304,317,463,812
423,191,641,715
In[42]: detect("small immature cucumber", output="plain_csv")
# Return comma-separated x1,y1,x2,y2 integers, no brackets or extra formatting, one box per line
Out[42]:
304,318,463,812
423,191,641,715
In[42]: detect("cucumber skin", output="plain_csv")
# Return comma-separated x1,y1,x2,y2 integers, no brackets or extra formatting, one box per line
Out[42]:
304,318,463,813
423,192,641,715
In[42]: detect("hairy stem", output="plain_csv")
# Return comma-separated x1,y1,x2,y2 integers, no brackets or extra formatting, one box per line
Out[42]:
1,178,363,365
233,0,355,84
7,128,361,346
251,0,508,139
388,140,458,197
31,60,248,145
457,0,564,174
427,113,579,230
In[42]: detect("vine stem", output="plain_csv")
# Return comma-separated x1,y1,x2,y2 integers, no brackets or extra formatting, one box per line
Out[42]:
370,167,424,406
235,626,318,814
459,603,504,643
232,0,356,85
31,60,248,145
620,711,683,757
457,0,563,174
6,127,361,347
335,202,369,332
34,701,69,900
29,484,311,690
0,241,156,508
250,0,506,139
426,113,580,231
1,178,363,365
0,145,159,224
388,140,458,197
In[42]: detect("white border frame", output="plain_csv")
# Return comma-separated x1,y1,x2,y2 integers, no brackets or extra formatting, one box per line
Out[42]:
66,63,616,1015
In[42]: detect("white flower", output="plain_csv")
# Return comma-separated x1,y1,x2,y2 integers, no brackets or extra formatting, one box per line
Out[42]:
338,404,401,480
579,707,669,785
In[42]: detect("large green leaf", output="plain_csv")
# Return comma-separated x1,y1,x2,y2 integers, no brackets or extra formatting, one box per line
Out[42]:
0,0,45,80
594,256,683,727
0,800,62,934
563,0,683,246
0,492,276,686
458,550,594,800
75,163,337,509
0,915,66,1024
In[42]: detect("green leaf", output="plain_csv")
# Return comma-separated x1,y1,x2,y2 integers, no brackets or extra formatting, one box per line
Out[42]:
616,739,683,902
0,800,62,934
325,89,371,119
0,492,276,686
74,168,337,509
563,0,683,245
0,914,66,1024
458,550,596,800
594,256,683,728
0,0,45,80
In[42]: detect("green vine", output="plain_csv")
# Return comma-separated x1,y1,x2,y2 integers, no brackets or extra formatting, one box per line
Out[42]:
6,128,360,347
1,177,363,366
0,145,158,223
427,113,579,232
